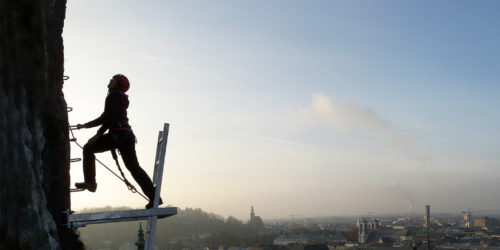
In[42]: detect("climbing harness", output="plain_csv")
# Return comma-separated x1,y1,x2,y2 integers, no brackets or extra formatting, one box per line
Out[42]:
65,76,147,200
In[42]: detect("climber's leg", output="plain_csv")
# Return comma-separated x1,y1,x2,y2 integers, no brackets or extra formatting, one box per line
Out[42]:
77,133,115,191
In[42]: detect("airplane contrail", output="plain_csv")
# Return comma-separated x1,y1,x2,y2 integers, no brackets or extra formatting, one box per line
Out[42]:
188,126,317,149
110,46,199,73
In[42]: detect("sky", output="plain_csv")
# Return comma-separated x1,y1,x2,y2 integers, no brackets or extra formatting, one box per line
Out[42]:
63,0,500,220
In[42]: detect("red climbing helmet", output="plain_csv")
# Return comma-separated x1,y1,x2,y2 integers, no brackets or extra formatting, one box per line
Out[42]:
113,74,130,92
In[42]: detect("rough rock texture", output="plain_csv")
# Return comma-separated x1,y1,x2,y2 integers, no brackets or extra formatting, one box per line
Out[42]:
0,0,81,249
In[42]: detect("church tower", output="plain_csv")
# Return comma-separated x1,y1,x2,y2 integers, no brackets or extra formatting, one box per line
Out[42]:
248,205,264,229
250,205,255,221
135,222,145,250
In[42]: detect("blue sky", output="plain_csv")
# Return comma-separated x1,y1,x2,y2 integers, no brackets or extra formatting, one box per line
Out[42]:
64,1,500,219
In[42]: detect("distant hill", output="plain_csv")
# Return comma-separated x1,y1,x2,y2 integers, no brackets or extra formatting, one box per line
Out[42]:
77,206,273,249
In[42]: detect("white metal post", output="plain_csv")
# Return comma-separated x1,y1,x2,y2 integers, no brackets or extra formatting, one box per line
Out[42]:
145,123,169,250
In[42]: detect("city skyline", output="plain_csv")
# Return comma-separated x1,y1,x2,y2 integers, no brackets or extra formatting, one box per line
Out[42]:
64,1,500,220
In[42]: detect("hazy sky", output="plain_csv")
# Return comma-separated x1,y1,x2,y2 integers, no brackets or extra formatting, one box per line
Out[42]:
64,1,500,220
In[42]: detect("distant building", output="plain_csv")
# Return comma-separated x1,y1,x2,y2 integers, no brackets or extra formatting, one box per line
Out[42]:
273,234,346,246
424,205,431,228
356,218,380,244
397,229,414,241
475,217,500,229
248,205,264,229
135,222,145,250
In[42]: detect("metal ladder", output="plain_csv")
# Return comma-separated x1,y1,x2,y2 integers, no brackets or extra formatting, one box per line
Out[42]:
145,123,171,250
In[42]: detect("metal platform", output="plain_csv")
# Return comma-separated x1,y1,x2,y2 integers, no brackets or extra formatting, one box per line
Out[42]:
65,207,177,228
68,123,175,250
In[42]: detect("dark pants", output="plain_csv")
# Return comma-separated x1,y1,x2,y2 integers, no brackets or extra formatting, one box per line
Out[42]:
82,130,156,201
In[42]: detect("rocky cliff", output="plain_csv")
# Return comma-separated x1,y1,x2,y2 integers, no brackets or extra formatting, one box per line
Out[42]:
0,0,81,249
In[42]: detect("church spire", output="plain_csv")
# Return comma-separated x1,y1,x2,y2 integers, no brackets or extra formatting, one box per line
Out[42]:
250,205,255,221
135,222,145,250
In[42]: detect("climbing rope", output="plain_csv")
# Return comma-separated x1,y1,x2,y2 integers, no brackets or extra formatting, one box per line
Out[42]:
68,123,148,200
110,149,137,193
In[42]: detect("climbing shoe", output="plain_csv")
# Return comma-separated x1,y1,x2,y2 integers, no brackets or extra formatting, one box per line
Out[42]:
75,182,97,192
146,197,163,209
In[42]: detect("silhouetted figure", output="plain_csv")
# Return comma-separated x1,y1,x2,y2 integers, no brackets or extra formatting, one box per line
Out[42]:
75,74,162,209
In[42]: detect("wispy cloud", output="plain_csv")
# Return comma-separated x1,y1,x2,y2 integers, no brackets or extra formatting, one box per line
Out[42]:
110,46,199,73
299,92,413,148
131,51,199,73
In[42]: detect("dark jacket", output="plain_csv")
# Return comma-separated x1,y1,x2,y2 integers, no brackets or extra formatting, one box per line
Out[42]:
85,90,131,134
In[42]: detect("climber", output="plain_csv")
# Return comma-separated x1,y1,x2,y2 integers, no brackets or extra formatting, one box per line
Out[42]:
75,74,162,209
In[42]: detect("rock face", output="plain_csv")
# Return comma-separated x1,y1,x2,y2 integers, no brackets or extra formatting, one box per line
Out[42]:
0,0,81,249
